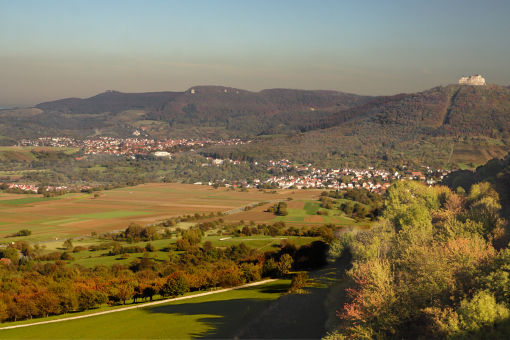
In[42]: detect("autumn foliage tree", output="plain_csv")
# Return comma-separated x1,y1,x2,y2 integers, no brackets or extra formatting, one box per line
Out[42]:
335,181,510,339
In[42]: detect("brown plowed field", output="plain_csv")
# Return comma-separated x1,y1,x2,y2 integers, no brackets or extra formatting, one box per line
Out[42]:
0,183,321,242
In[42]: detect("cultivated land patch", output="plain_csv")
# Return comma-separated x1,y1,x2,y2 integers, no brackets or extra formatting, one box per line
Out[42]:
451,143,509,168
0,279,291,339
0,184,321,243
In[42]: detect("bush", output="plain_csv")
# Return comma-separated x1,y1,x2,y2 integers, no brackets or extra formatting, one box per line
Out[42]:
175,238,191,251
145,242,155,252
13,229,32,237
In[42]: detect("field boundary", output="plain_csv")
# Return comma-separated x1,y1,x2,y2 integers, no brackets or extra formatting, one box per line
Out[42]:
0,279,277,330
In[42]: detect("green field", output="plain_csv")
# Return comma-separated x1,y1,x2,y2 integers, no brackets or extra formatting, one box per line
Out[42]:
273,200,370,227
0,280,291,339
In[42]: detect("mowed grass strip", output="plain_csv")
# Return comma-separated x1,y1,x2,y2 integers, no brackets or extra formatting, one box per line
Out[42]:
0,279,290,340
271,199,370,227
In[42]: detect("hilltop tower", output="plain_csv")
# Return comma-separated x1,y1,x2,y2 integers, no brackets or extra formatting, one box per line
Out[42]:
458,74,486,86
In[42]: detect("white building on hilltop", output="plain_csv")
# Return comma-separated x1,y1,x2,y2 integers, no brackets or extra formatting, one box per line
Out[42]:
459,74,486,86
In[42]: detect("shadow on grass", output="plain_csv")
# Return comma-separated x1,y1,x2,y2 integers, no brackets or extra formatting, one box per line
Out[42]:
259,283,290,294
146,297,276,339
237,254,353,339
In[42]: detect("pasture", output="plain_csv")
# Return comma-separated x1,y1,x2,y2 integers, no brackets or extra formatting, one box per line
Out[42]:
0,183,321,243
0,279,291,339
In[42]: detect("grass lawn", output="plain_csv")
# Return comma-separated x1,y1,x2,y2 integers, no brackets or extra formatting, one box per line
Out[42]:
205,235,319,250
0,279,291,340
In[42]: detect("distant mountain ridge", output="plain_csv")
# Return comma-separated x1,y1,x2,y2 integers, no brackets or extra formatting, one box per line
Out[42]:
18,84,510,139
33,85,372,137
36,90,180,115
36,86,368,115
1,83,510,168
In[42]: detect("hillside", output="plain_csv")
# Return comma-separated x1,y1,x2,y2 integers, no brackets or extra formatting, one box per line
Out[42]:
202,84,510,168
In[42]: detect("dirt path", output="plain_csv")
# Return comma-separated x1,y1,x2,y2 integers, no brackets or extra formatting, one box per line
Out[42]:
0,279,276,331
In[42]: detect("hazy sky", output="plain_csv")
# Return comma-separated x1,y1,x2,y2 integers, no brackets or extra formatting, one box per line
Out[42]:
1,0,510,106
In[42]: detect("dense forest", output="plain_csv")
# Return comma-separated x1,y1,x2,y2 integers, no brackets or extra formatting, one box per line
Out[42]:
327,156,510,339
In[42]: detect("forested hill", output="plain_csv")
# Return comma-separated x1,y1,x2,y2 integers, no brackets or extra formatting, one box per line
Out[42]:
36,87,368,115
329,156,510,339
33,86,371,136
36,84,510,135
203,84,510,169
443,155,510,231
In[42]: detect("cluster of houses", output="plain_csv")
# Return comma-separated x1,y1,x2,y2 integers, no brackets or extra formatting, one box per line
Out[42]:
204,157,244,166
18,137,249,157
2,183,90,194
202,157,450,192
4,183,39,193
263,165,449,191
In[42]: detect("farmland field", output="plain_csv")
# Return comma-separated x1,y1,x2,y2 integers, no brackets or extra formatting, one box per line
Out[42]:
0,279,291,339
0,183,322,243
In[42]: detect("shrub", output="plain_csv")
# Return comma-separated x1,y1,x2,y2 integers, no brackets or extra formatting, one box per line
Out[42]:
14,229,32,237
290,272,309,292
